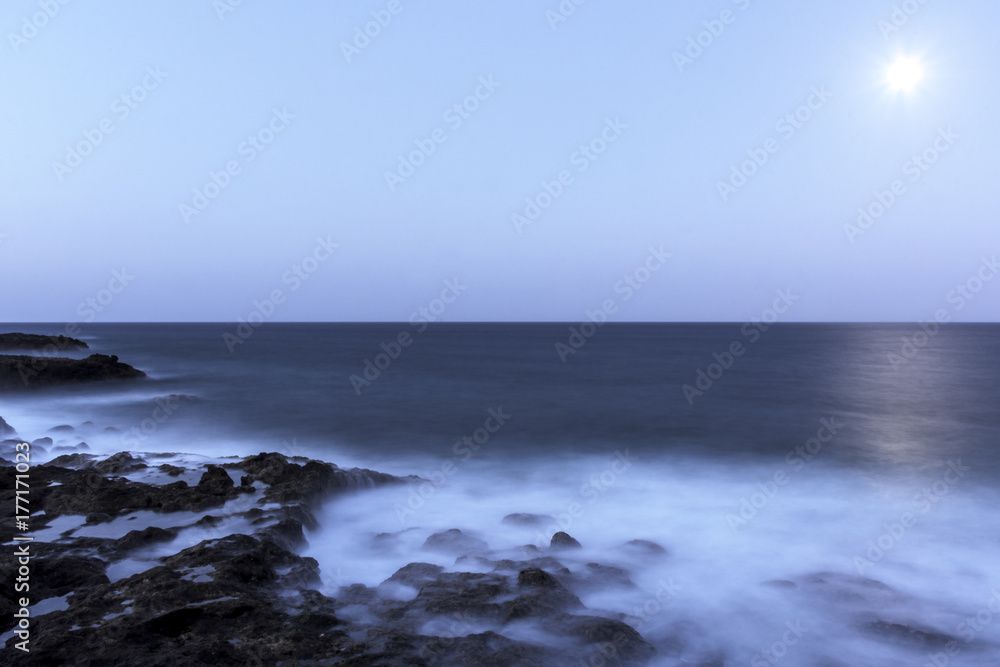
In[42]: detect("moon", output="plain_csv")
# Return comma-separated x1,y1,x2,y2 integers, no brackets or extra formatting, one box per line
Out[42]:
886,57,924,92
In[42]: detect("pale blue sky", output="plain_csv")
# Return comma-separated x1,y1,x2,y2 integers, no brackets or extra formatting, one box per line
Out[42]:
2,0,998,322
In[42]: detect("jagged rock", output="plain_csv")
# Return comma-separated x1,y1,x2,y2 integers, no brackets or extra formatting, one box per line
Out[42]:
0,353,145,390
116,526,178,552
384,562,444,588
0,332,88,351
46,453,97,468
0,416,14,436
158,464,185,476
423,528,489,555
504,568,584,621
551,531,582,549
232,452,407,507
95,451,148,474
197,465,234,495
549,613,657,665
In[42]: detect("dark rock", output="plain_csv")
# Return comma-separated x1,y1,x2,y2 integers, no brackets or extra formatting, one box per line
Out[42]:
31,436,53,448
46,453,96,468
259,517,307,551
0,332,88,351
551,531,582,549
411,571,511,622
0,353,145,390
623,539,668,556
423,528,489,555
862,619,959,649
116,526,177,552
502,512,554,526
85,512,113,524
95,451,148,474
233,451,406,508
47,424,75,433
385,562,445,588
504,568,584,622
158,463,184,476
27,555,109,600
550,613,657,664
197,465,234,495
0,416,14,436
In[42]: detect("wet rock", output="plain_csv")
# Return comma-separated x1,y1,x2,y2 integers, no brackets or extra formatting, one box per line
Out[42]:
623,539,668,557
95,451,148,474
259,517,307,551
233,451,406,507
85,512,113,524
550,613,657,665
0,332,88,351
862,619,959,649
385,562,445,588
30,555,109,600
46,453,97,468
502,512,554,526
504,568,584,622
197,465,234,495
423,528,489,555
574,562,635,589
116,526,178,552
412,571,511,622
0,353,145,390
422,630,568,667
158,463,184,476
551,531,582,549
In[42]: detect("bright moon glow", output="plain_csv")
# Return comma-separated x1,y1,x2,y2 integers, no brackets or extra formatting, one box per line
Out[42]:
887,57,924,91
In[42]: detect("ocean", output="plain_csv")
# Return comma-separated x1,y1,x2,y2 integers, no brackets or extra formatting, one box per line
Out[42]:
4,322,1000,665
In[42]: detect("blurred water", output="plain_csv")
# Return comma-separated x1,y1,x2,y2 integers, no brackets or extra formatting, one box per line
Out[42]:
2,322,999,664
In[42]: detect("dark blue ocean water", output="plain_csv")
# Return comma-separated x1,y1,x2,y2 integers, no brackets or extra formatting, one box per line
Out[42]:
6,322,1000,474
4,323,1000,664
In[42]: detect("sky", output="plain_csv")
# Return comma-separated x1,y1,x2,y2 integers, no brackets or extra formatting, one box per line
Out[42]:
1,0,998,322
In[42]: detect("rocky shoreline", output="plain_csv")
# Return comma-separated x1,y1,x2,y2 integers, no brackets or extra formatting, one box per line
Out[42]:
0,416,668,666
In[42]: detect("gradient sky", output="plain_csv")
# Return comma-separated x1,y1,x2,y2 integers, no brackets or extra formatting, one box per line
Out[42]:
2,0,998,322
